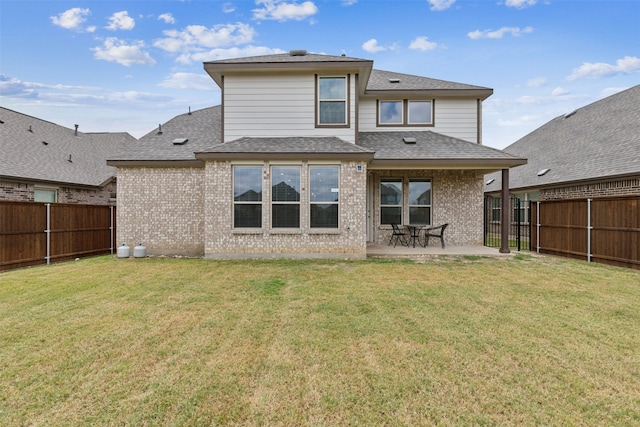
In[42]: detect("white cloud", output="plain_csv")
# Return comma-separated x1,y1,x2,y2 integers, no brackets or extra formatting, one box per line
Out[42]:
159,72,219,91
362,39,386,53
105,11,135,31
342,0,358,5
468,26,533,40
409,36,438,51
566,56,640,81
524,77,547,87
252,0,318,21
428,0,455,11
551,87,569,96
505,0,537,9
223,3,236,13
158,13,175,24
92,38,156,66
176,45,286,64
50,8,91,31
154,23,256,54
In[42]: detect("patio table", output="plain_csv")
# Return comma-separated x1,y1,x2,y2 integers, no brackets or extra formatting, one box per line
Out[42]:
404,224,426,248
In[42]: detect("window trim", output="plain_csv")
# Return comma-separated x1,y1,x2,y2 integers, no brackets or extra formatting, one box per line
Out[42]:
380,178,403,225
377,99,434,127
408,178,432,225
232,165,263,229
315,74,350,128
309,165,340,229
270,165,301,229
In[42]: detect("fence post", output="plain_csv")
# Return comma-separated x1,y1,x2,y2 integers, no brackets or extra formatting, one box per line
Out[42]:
587,198,592,263
516,197,521,252
110,205,114,254
536,201,540,254
45,203,51,265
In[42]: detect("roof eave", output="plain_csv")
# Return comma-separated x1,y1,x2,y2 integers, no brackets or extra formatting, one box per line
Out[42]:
106,160,204,167
194,151,375,161
368,158,527,170
364,88,493,100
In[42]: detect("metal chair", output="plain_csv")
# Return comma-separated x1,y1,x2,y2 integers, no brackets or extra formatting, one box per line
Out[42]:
389,223,409,247
422,223,448,249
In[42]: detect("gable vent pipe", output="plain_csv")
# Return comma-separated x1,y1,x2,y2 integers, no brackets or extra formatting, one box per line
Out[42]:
75,124,79,136
157,124,163,135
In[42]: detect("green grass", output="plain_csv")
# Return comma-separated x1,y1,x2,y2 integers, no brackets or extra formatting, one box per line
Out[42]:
1,255,639,426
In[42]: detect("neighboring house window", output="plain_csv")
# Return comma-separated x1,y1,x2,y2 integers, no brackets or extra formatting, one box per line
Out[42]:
272,166,301,228
409,179,431,225
309,165,339,228
317,76,348,126
380,178,402,225
233,166,262,228
377,100,433,126
34,188,56,203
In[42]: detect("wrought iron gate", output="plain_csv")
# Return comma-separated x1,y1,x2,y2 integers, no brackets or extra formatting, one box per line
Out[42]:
484,195,531,251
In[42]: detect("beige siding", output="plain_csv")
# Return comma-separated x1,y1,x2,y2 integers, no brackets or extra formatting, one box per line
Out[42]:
224,74,356,143
358,98,479,143
116,167,205,256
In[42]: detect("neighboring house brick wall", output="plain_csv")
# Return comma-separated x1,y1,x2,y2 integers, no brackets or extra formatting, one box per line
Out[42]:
540,177,640,200
0,179,115,205
372,169,484,246
0,180,32,201
204,160,368,258
116,167,205,256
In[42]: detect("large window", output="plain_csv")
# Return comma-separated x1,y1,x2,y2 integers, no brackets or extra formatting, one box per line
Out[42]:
378,100,433,126
233,166,262,228
409,179,431,225
309,166,339,228
318,76,347,126
272,166,301,228
380,179,402,225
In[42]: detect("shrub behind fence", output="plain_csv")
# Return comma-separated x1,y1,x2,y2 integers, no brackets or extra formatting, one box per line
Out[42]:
0,201,116,271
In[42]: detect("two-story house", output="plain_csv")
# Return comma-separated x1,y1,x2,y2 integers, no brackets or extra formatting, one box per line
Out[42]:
108,51,525,258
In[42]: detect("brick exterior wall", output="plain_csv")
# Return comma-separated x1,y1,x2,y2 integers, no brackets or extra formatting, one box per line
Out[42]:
371,169,484,246
540,176,640,200
0,179,115,205
204,160,368,258
116,167,205,256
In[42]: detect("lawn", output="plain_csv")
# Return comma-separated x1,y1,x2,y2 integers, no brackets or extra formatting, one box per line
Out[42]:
1,255,639,426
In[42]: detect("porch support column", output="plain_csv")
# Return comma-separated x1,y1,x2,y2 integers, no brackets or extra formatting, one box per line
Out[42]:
500,168,510,254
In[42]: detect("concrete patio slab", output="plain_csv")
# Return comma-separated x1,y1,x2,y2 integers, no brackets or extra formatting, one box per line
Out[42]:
366,243,515,258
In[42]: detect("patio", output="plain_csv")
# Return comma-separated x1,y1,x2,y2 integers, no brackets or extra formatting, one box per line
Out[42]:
366,243,514,258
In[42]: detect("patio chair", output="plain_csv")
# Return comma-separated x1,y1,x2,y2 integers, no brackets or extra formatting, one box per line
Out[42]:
422,223,448,249
389,223,409,247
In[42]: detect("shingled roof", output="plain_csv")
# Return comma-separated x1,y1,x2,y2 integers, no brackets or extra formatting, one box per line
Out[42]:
108,106,222,165
0,107,135,187
485,85,640,193
358,131,526,170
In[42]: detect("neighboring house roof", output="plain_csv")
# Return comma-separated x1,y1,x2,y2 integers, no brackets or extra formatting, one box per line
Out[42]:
485,85,640,193
108,106,222,165
195,137,374,161
0,107,135,187
358,131,526,170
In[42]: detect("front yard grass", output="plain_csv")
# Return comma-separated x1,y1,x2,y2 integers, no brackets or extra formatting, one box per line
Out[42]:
1,255,639,425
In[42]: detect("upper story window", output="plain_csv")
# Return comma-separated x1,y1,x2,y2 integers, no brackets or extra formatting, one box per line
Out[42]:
317,76,348,127
378,100,433,127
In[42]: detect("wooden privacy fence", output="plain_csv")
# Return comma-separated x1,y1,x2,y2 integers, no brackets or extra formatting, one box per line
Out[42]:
531,195,640,270
0,201,116,271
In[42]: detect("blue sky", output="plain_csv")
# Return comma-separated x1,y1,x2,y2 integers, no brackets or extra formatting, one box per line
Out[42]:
1,0,638,148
